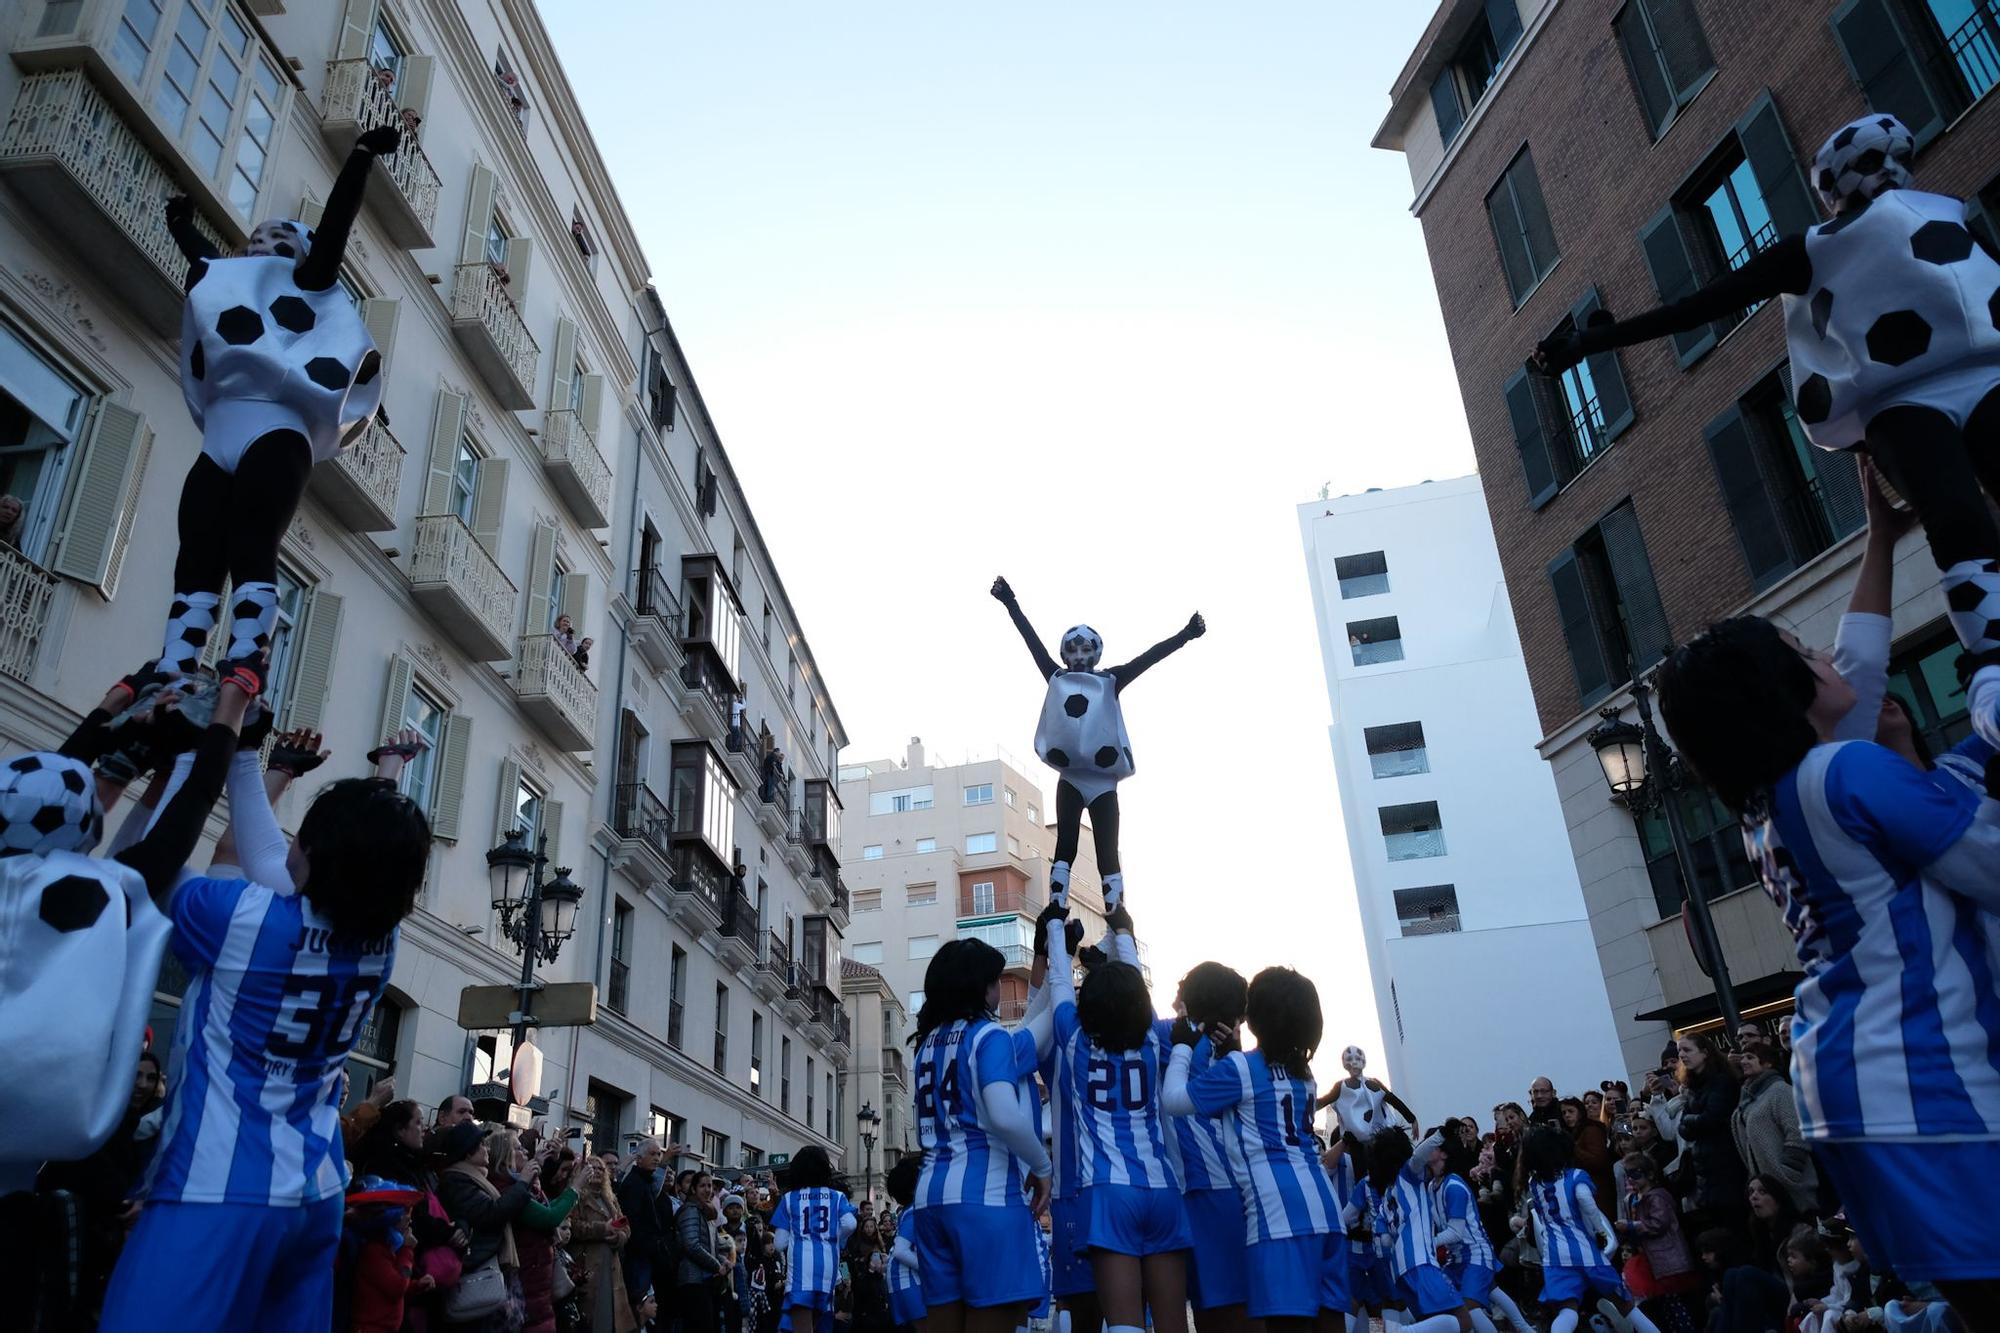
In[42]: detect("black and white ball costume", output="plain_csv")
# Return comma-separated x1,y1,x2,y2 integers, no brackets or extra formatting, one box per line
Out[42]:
158,131,396,677
1538,113,2000,657
993,580,1203,911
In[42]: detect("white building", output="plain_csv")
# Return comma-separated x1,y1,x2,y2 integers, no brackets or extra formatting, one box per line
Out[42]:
0,0,847,1171
1298,475,1623,1117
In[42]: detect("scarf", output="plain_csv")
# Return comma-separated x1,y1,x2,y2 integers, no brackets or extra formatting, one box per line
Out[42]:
445,1159,518,1268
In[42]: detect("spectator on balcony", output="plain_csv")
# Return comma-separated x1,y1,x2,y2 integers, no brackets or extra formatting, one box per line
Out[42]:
763,745,786,803
730,698,747,751
553,614,591,672
0,493,22,549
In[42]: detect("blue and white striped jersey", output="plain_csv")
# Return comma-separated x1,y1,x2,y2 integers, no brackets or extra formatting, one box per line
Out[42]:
1380,1168,1441,1278
1527,1168,1605,1269
1750,741,2000,1139
144,876,395,1205
1347,1177,1389,1259
1180,1049,1335,1243
1432,1173,1496,1271
775,1185,853,1296
1155,1024,1231,1192
916,1017,1034,1207
1052,1001,1179,1191
889,1208,921,1299
1040,1010,1083,1200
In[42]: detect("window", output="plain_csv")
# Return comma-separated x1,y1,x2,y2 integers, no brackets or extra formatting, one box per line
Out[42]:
1007,835,1022,857
1335,551,1390,599
1026,804,1039,826
908,934,940,960
1705,367,1866,590
909,989,926,1016
1394,884,1461,936
1004,786,1017,807
1429,0,1524,147
806,1056,816,1125
492,46,530,133
0,321,88,565
1639,97,1817,365
396,684,447,815
1831,0,2000,145
1615,0,1715,138
1486,148,1559,307
762,601,774,652
449,435,479,525
963,783,994,806
854,888,882,912
780,1036,792,1112
1637,780,1755,917
345,993,402,1105
508,773,546,852
1380,801,1446,861
915,837,937,853
1547,501,1670,706
713,983,729,1076
110,0,285,217
1507,291,1639,509
584,1079,629,1159
485,209,509,269
906,884,937,907
969,881,996,915
647,1107,687,1151
644,344,677,432
743,1143,765,1168
1364,722,1429,779
571,208,596,265
366,11,405,92
1347,616,1404,666
1885,623,1973,752
827,1073,836,1137
870,785,935,815
863,845,884,861
608,898,632,1016
965,833,997,855
702,1128,730,1168
850,941,884,964
668,945,686,1049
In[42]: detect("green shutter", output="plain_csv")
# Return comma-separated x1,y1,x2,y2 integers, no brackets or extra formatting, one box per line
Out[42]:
1616,2,1676,138
1484,0,1523,57
1571,287,1635,442
1704,405,1792,589
1487,174,1534,305
1430,71,1464,148
504,236,535,299
560,571,591,638
549,317,577,413
421,388,467,516
1638,203,1717,366
431,712,474,841
1598,503,1671,671
1504,368,1560,509
378,652,415,746
1548,548,1611,703
471,457,508,554
494,757,524,844
47,401,150,598
459,164,498,266
1647,0,1714,101
580,374,607,442
400,54,436,122
280,590,345,732
544,797,565,871
525,520,557,635
1735,94,1818,242
361,298,399,381
1830,0,1949,146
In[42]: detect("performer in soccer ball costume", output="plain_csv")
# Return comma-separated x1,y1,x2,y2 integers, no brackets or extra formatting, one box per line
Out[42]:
1319,1046,1415,1146
155,126,399,694
1533,114,2000,660
990,575,1204,911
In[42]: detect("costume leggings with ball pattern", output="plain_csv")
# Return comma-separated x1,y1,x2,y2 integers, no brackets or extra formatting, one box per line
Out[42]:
1864,384,2000,655
1052,779,1121,909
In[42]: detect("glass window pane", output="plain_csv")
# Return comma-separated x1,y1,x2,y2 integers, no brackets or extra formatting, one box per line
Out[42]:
228,167,258,217
1728,158,1773,250
194,127,222,175
254,58,282,101
220,9,249,56
174,4,210,53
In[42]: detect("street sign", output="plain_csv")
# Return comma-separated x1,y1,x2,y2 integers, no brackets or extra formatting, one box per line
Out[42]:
765,1153,791,1167
457,981,600,1030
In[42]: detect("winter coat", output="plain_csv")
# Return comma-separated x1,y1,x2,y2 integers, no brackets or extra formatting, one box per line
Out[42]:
1675,1073,1747,1210
438,1162,530,1270
570,1188,639,1333
351,1237,419,1333
516,1179,569,1333
616,1166,670,1264
1571,1119,1617,1214
1625,1185,1695,1279
677,1199,724,1287
1731,1070,1818,1213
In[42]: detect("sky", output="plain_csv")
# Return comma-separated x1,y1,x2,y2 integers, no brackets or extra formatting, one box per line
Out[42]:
542,2,1478,1084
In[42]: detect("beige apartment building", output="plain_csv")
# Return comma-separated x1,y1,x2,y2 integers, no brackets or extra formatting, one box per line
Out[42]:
839,958,911,1201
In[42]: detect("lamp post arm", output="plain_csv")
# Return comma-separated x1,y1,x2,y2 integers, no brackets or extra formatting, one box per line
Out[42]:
513,830,550,1054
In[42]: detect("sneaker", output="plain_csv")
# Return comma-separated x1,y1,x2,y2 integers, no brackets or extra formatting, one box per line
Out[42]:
1594,1298,1633,1333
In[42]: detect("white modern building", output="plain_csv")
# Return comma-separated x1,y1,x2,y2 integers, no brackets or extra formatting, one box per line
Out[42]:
1298,475,1623,1118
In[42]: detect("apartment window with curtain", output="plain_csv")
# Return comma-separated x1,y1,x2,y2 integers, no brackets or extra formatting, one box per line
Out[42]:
1486,148,1560,306
1547,501,1671,706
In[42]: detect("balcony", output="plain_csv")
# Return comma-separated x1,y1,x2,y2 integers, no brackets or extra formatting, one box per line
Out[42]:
627,567,686,679
995,997,1030,1022
679,646,738,743
512,633,597,752
0,69,228,336
881,1047,908,1089
753,929,790,1002
449,262,539,409
0,546,59,684
667,843,727,929
808,983,841,1040
407,515,517,661
319,59,441,248
754,763,793,838
310,416,404,532
724,719,766,792
1399,911,1462,937
1384,829,1447,861
824,997,852,1062
957,883,1046,919
828,874,850,931
781,962,812,1022
717,889,759,970
540,408,611,529
781,811,813,877
608,782,674,894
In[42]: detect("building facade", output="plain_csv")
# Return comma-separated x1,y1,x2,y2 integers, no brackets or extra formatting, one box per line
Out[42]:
0,0,848,1169
839,958,912,1202
1299,475,1625,1115
1373,0,1993,1072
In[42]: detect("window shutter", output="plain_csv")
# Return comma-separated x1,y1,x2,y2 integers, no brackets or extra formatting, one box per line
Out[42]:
421,388,467,516
280,589,345,732
431,712,474,841
1430,71,1464,148
335,0,376,62
1487,177,1534,305
1704,405,1792,588
1597,503,1672,670
470,457,508,554
1830,0,1948,146
1571,288,1635,441
378,652,415,745
503,236,535,299
1646,0,1714,99
1548,548,1611,702
459,165,498,266
1638,203,1717,365
1504,368,1560,509
525,520,557,634
47,401,151,598
400,54,436,122
1484,0,1523,57
1615,3,1676,137
1511,151,1558,281
1779,362,1866,539
549,317,577,411
1735,95,1818,242
560,571,591,636
361,298,399,380
580,374,606,440
299,193,325,228
544,797,565,870
494,758,524,844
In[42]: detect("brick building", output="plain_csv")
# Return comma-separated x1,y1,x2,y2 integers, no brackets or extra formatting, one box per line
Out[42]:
1374,0,2000,1074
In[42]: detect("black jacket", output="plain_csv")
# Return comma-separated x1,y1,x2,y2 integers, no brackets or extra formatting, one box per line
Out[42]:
1677,1074,1748,1209
437,1167,531,1270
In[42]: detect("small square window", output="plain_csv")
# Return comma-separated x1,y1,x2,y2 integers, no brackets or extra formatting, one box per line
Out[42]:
908,935,939,960
1335,551,1389,599
1364,721,1429,779
907,884,937,907
965,833,996,855
862,845,884,861
915,837,937,853
1380,801,1446,861
963,783,994,806
1348,616,1404,667
854,889,881,912
1395,884,1461,936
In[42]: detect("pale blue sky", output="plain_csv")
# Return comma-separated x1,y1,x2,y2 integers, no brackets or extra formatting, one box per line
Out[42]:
544,2,1477,1078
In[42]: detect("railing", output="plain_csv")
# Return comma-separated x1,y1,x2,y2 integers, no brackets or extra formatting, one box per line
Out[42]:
1384,829,1448,861
1336,573,1390,599
515,633,598,744
613,782,673,862
995,997,1030,1021
670,845,727,918
1562,391,1609,468
1400,912,1462,937
321,58,442,237
958,883,1046,918
1719,220,1779,329
719,889,758,940
0,545,58,682
1368,748,1430,780
762,764,795,820
826,1003,852,1047
680,648,739,721
635,566,684,630
763,930,791,979
332,416,405,521
450,261,539,392
409,514,518,649
829,876,850,919
1351,638,1405,667
541,407,612,522
607,957,630,1014
1939,2,2000,107
882,1047,907,1085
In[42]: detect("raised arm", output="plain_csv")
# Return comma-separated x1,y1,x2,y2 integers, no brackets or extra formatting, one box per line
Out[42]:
295,127,399,291
164,195,220,287
990,576,1059,680
1109,613,1205,690
1833,458,1912,742
115,664,261,908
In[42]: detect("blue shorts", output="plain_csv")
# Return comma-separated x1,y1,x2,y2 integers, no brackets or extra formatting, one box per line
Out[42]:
1540,1262,1630,1305
1245,1232,1348,1320
1081,1184,1192,1257
1449,1261,1497,1307
786,1288,836,1313
913,1202,1048,1310
777,1304,836,1333
1049,1195,1094,1298
892,1284,928,1326
100,1194,342,1333
1183,1187,1250,1310
1350,1252,1395,1309
1815,1138,2000,1281
1395,1266,1466,1317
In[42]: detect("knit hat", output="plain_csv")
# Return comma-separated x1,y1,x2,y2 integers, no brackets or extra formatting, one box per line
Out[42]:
440,1120,484,1164
721,1192,746,1212
349,1175,423,1207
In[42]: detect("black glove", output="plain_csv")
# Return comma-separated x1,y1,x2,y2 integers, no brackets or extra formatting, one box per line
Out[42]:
1065,918,1085,958
110,660,172,709
356,125,402,156
989,575,1014,604
1077,944,1106,974
1532,328,1585,376
1106,904,1134,935
1033,902,1067,958
164,194,193,227
1183,613,1206,640
1170,1017,1200,1048
269,731,329,778
237,700,275,750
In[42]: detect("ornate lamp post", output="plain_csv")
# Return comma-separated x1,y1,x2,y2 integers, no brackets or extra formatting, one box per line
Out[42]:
486,826,586,1053
857,1100,881,1206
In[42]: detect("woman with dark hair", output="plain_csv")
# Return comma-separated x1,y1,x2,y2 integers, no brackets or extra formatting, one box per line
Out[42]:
1670,1034,1746,1242
774,1145,857,1333
438,1125,533,1331
1729,1045,1815,1217
1658,615,2000,1325
1557,1097,1615,1217
907,939,1052,1333
1167,959,1253,1333
1519,1128,1659,1333
1744,1175,1803,1277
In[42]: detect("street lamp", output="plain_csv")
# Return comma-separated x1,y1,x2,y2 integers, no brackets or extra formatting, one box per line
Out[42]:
486,826,587,1054
1586,675,1741,1033
857,1100,881,1206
